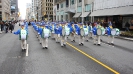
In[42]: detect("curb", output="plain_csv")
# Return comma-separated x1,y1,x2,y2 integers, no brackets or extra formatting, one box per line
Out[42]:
115,36,133,41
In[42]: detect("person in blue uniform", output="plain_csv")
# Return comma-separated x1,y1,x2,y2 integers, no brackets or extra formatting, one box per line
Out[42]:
13,23,28,51
76,23,84,46
38,23,50,49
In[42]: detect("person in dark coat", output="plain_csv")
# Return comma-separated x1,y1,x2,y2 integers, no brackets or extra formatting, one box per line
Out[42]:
125,22,130,31
9,22,14,33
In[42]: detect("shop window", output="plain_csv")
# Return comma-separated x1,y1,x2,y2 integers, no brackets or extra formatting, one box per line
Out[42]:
71,0,74,5
79,0,82,3
61,4,63,8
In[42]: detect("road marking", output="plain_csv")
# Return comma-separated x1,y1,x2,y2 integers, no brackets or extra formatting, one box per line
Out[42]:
26,44,29,56
66,42,119,74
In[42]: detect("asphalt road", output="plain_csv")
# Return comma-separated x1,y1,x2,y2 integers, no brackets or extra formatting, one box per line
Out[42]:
0,23,133,74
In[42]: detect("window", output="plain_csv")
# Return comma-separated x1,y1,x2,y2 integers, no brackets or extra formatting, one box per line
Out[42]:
79,0,82,3
61,4,63,8
71,0,74,5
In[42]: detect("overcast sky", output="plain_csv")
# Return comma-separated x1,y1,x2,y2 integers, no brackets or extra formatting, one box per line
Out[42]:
18,0,31,19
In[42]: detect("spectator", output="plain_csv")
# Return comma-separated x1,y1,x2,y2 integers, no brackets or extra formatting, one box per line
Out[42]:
125,22,130,31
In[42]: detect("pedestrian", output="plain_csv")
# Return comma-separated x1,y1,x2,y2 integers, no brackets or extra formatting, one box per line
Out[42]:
13,23,28,51
125,22,130,31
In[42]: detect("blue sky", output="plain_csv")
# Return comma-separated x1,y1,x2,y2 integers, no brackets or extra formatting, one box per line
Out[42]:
18,0,31,19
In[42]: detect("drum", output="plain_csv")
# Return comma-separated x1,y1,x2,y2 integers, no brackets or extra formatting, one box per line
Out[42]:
97,28,102,35
83,28,89,36
101,27,105,35
80,29,85,36
62,28,65,36
65,28,70,36
43,29,50,38
20,30,27,40
115,28,120,36
111,29,116,36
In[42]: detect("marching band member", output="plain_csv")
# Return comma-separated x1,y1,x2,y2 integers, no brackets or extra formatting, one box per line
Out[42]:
60,22,70,47
106,25,114,45
83,23,89,42
89,23,93,39
93,23,101,46
50,22,56,39
39,23,50,49
55,23,61,43
76,23,84,46
13,23,28,51
70,22,76,42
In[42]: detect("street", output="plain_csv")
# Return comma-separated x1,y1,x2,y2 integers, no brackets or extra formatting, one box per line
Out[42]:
0,23,133,74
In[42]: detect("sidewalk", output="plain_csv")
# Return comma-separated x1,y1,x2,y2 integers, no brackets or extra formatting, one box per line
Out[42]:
116,36,133,41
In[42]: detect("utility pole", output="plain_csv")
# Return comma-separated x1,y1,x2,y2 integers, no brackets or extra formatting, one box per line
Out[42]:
82,0,84,23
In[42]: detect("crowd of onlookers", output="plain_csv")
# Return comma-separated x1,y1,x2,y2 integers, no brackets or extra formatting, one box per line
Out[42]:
0,20,18,33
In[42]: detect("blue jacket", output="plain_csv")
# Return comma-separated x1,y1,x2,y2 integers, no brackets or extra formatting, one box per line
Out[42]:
93,27,97,35
54,26,62,35
106,27,111,35
14,28,28,35
75,26,81,35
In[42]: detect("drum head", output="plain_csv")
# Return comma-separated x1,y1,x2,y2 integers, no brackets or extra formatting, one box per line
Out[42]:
62,28,65,36
97,28,102,35
111,29,116,35
102,29,105,35
80,29,84,36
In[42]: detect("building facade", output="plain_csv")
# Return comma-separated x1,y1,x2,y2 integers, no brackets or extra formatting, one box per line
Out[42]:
41,0,53,21
54,0,94,22
10,0,18,20
90,0,133,29
0,0,11,21
26,3,32,20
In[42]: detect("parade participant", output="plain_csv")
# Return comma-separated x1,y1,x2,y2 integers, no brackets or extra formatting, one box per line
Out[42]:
51,22,56,39
106,25,114,45
92,23,98,45
39,23,50,49
70,22,76,42
76,23,84,46
61,22,70,47
54,23,61,43
88,23,93,38
13,23,28,51
96,23,103,46
83,22,89,42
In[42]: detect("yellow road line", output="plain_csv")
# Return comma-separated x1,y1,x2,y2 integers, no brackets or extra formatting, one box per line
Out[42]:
66,42,119,74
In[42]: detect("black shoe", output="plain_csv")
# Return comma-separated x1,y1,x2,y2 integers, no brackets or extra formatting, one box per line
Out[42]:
111,43,114,45
24,49,26,51
86,40,89,42
73,40,75,42
94,44,96,45
97,44,101,46
79,44,81,46
40,43,41,44
22,49,24,52
63,44,66,46
45,47,48,49
61,45,63,47
81,43,84,46
42,47,45,49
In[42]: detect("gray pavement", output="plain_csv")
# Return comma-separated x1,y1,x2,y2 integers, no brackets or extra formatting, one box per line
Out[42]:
0,24,133,74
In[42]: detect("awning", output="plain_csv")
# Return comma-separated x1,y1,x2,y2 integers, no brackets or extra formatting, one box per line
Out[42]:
90,6,133,16
73,13,81,18
80,12,90,17
65,8,75,13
